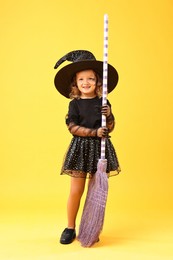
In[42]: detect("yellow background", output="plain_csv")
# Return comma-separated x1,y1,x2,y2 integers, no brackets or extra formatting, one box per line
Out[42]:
0,0,173,259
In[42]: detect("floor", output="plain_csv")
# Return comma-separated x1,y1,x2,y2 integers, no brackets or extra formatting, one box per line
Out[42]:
0,207,173,260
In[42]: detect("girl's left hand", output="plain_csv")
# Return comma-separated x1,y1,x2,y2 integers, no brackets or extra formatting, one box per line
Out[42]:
101,105,111,117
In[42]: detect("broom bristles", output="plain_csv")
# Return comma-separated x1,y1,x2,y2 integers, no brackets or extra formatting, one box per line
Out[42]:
77,159,108,247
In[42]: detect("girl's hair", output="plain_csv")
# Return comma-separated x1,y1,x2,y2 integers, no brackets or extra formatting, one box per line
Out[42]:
69,70,103,99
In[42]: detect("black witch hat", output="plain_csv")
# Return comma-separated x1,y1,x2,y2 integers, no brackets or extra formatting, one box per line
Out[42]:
54,50,118,98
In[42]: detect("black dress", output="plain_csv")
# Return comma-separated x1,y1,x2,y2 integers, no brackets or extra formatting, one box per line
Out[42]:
61,96,121,178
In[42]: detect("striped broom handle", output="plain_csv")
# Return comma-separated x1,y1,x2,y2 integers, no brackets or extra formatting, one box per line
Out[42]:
101,14,109,160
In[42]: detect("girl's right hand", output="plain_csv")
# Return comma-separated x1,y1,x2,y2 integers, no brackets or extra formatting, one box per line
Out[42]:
97,127,109,138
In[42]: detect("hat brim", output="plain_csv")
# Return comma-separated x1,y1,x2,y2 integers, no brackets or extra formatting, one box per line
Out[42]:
54,60,118,98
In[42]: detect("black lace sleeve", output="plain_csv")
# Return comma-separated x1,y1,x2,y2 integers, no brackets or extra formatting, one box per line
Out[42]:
65,100,79,125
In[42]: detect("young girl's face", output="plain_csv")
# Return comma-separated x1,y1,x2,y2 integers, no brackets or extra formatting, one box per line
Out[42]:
76,70,97,98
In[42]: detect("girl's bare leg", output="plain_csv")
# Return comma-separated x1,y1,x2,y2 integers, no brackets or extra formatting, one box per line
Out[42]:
67,177,86,229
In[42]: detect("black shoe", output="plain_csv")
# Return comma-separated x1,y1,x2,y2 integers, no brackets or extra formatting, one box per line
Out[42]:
60,228,76,244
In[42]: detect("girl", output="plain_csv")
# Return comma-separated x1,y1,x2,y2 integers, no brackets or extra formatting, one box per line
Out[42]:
54,50,121,244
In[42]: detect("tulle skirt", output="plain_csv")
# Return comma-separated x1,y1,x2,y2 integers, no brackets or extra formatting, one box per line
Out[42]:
61,136,121,178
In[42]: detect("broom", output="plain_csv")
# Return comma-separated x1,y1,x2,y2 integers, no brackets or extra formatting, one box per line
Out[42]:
77,14,109,247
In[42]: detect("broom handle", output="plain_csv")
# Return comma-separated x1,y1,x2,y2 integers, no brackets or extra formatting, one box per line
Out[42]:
101,14,108,160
